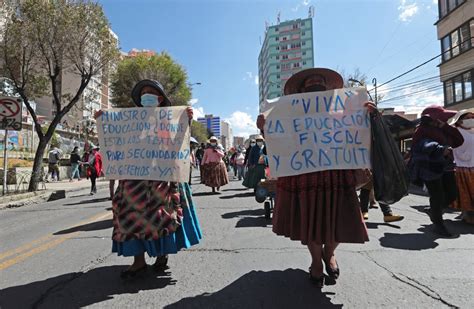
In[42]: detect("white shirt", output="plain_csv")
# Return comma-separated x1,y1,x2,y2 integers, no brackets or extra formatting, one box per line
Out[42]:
454,128,474,168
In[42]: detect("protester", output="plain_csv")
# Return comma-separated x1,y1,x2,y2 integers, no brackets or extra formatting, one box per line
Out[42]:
189,138,199,185
235,149,246,181
84,144,102,195
230,149,238,179
450,109,474,224
243,139,255,167
201,136,229,193
109,180,116,201
47,146,62,181
359,172,404,222
257,68,371,288
242,135,267,189
97,79,201,279
69,146,81,182
409,105,464,237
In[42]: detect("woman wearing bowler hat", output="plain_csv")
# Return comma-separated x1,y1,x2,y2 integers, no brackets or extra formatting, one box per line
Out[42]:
96,79,202,279
201,136,229,193
257,68,372,288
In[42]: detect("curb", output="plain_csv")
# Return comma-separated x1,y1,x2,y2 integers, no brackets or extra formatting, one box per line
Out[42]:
0,181,109,210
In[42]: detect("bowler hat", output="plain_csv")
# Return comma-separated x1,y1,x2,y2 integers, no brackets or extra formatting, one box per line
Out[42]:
421,105,457,123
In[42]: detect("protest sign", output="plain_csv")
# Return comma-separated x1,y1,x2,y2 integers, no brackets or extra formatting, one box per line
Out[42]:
97,106,190,182
262,87,371,178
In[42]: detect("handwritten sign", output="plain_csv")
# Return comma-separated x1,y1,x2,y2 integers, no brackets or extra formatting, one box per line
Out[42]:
0,96,22,131
97,106,190,182
262,87,371,178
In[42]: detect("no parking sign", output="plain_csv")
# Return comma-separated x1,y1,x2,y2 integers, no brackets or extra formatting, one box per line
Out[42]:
0,96,22,131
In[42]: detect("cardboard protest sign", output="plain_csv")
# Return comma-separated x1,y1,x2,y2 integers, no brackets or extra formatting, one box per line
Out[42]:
97,106,190,182
262,87,371,178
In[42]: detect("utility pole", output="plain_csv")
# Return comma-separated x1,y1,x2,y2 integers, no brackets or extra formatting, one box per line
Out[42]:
373,78,378,106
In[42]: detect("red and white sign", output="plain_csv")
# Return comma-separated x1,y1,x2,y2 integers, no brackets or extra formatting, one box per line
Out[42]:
0,96,22,131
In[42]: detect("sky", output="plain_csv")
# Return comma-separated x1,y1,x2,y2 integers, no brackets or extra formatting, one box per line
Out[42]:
99,0,443,138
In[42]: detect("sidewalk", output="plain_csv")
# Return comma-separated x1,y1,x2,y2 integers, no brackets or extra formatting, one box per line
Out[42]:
0,178,109,209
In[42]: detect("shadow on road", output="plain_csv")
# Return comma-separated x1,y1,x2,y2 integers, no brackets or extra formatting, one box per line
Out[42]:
0,266,175,309
192,191,220,197
365,222,401,230
221,208,271,228
221,188,249,192
222,208,264,219
164,269,341,309
63,197,110,206
219,192,254,199
53,219,113,235
378,220,471,251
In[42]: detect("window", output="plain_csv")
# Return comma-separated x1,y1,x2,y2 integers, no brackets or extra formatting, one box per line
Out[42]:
301,21,305,26
460,23,470,52
292,24,299,29
445,82,454,105
471,20,474,46
293,62,300,68
464,72,472,99
303,61,307,65
454,75,463,102
302,41,306,46
275,36,279,41
442,36,451,61
439,0,465,19
277,74,280,79
275,27,279,31
303,51,306,55
302,31,306,36
282,55,288,60
276,65,280,69
451,31,460,57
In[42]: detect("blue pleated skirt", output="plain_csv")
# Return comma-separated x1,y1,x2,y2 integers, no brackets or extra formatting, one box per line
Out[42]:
112,182,202,257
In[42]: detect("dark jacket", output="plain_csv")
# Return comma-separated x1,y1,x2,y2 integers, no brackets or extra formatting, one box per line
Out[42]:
248,145,268,166
70,153,81,164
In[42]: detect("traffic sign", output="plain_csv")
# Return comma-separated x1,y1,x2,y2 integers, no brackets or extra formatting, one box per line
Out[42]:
0,96,22,131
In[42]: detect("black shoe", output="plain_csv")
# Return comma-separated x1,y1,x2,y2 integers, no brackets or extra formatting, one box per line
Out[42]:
308,267,325,288
153,255,169,272
433,224,456,238
325,261,339,284
120,265,147,279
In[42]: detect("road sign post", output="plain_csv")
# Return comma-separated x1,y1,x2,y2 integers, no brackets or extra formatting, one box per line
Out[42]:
0,96,23,195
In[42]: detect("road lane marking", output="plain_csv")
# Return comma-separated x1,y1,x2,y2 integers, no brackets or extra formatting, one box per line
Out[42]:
0,212,112,271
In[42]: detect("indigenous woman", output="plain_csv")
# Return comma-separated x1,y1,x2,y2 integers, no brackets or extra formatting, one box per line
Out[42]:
257,68,370,288
201,136,229,193
450,109,474,224
410,106,463,237
98,79,202,278
242,135,267,189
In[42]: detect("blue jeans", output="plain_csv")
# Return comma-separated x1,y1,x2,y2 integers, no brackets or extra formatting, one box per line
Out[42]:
71,163,80,180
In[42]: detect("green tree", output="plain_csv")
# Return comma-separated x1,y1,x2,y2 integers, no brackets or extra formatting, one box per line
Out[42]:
190,120,208,143
0,0,119,191
110,53,192,107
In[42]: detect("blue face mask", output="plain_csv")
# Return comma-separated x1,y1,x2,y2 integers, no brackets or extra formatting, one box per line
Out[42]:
140,94,159,107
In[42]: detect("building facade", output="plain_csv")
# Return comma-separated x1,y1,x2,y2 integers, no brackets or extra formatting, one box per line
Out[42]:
220,120,232,150
437,0,474,110
197,114,221,137
233,136,245,148
258,17,315,112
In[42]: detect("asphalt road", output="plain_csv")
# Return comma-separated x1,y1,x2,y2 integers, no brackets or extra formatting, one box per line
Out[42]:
0,172,473,308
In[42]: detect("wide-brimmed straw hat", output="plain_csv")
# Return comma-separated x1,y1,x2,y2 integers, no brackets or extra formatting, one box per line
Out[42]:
284,68,344,95
449,108,474,125
131,79,172,107
209,136,218,141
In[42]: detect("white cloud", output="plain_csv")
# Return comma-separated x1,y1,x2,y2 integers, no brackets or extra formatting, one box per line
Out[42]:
303,0,311,6
292,5,300,12
432,0,437,4
189,98,199,105
254,76,259,86
398,0,419,22
224,111,259,138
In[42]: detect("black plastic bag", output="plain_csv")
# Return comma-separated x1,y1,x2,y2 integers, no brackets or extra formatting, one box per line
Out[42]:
371,114,409,204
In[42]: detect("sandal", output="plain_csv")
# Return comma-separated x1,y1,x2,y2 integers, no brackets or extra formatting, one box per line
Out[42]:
325,260,340,284
153,255,169,272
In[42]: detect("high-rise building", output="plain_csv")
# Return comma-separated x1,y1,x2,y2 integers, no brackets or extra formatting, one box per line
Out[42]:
197,114,221,137
436,0,474,110
258,17,315,111
233,136,245,148
220,120,232,150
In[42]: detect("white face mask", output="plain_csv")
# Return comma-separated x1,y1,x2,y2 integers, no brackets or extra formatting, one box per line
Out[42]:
461,118,474,129
257,141,264,147
141,94,159,107
250,142,256,147
210,142,217,146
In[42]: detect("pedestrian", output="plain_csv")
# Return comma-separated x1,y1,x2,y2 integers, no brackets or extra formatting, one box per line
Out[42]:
96,79,201,279
257,68,371,288
109,180,115,201
235,149,246,180
409,105,464,237
359,171,404,222
47,146,62,181
242,135,267,189
84,144,102,195
243,139,255,167
189,138,199,185
69,146,81,182
201,136,229,193
449,109,474,224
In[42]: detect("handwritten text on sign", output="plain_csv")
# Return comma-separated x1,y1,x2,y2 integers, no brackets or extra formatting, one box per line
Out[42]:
262,88,371,177
97,106,190,182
